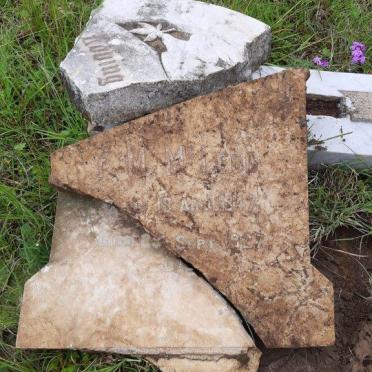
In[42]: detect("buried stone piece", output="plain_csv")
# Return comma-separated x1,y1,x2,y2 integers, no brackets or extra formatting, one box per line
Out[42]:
49,70,335,348
17,192,261,372
60,0,271,131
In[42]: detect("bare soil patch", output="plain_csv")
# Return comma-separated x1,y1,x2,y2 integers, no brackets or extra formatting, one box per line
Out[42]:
259,230,372,372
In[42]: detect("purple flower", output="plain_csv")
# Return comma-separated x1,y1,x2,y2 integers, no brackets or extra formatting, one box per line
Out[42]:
352,49,366,64
313,56,322,64
313,55,329,68
351,41,366,52
320,59,329,68
351,41,366,65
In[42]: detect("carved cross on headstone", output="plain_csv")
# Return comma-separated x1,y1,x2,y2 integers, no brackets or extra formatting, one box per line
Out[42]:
119,21,191,79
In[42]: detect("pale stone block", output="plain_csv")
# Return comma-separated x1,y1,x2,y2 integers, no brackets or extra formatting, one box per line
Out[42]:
16,192,261,372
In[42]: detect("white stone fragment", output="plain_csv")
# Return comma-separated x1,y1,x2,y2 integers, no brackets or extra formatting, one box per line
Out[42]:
307,116,372,167
61,0,271,130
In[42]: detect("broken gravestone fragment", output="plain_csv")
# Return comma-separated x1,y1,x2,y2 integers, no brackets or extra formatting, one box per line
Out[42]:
253,66,372,168
60,0,271,131
49,70,335,348
17,192,261,372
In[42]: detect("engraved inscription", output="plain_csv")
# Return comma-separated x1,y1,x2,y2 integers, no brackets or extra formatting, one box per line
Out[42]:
175,232,264,253
113,143,259,178
157,191,259,214
118,146,147,175
96,235,134,248
81,35,124,86
164,144,259,176
176,235,220,252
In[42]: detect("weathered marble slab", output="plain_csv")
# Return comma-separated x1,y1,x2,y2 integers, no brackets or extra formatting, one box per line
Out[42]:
49,70,335,348
17,192,261,372
61,0,271,131
253,66,372,167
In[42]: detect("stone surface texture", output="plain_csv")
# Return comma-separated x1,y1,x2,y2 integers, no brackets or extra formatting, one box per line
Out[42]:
50,70,335,348
148,357,261,372
17,192,261,372
342,91,372,123
60,0,271,130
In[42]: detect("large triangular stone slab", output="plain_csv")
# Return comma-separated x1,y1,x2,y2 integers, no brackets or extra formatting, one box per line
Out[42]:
61,0,270,130
49,70,335,348
17,192,261,372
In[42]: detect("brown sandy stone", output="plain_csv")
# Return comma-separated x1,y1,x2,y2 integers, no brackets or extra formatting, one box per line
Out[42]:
49,70,335,348
17,192,261,372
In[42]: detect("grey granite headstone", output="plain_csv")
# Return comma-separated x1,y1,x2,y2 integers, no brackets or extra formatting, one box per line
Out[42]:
61,0,271,131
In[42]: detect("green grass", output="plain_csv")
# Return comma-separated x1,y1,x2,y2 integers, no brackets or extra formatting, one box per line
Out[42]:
210,0,372,72
309,165,372,253
0,0,371,370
